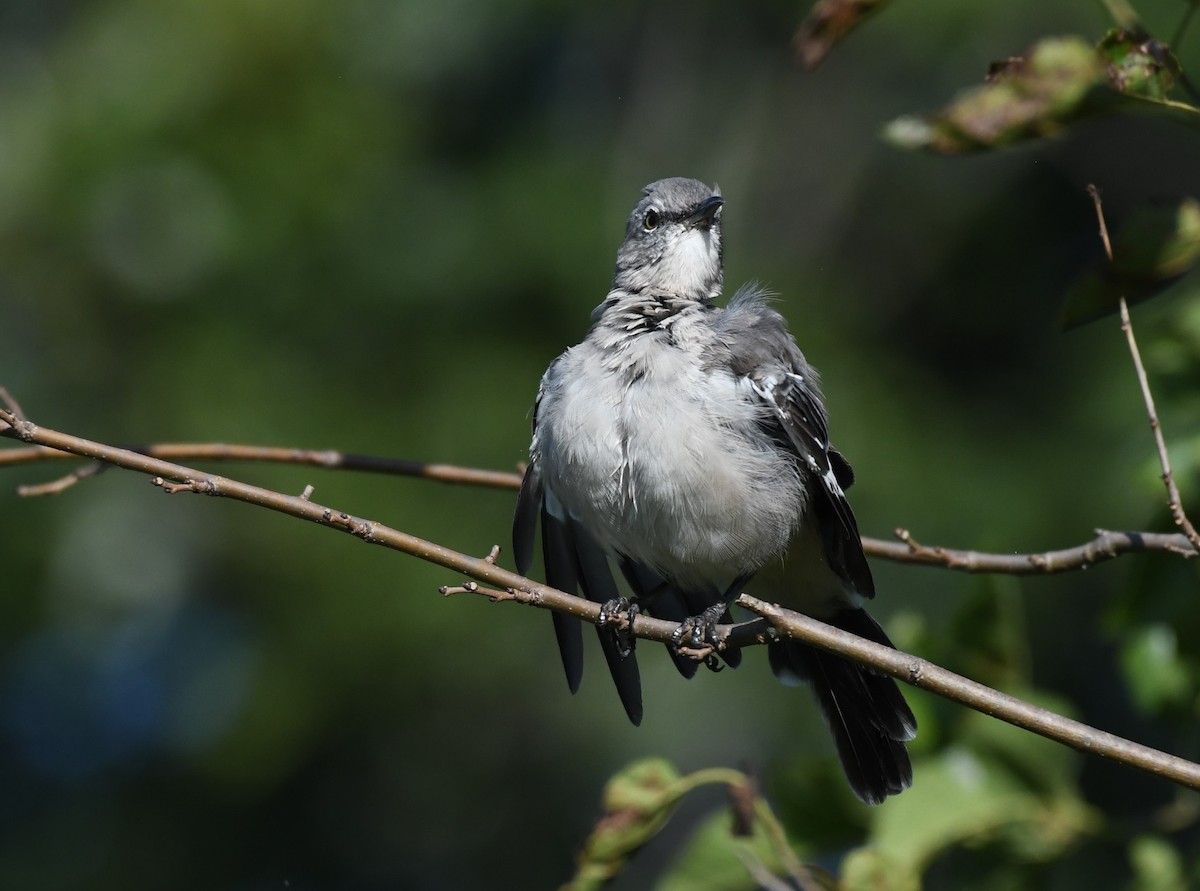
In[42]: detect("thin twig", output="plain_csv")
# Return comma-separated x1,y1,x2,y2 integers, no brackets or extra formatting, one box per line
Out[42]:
439,578,513,601
17,461,110,496
3,439,1194,573
1088,185,1200,553
1116,302,1200,550
0,387,25,421
0,442,525,493
886,526,1195,571
1089,184,1114,258
2,405,1199,795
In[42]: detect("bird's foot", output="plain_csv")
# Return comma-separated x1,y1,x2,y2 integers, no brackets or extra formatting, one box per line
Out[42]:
671,603,728,672
598,597,639,658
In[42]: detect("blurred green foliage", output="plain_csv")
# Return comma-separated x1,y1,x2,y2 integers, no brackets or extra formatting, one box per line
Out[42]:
885,28,1200,155
2,0,1200,888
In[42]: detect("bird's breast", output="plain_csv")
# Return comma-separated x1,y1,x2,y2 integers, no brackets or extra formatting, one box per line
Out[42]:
540,340,806,589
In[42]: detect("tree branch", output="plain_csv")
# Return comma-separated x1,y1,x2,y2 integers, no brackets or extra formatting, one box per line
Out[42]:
2,440,1193,573
1088,184,1200,552
739,594,1200,792
0,404,723,639
3,405,1200,794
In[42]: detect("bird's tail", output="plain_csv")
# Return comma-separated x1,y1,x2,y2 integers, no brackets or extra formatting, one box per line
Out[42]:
768,608,917,805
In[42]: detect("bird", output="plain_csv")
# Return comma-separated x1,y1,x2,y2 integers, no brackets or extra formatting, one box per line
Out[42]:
512,177,916,805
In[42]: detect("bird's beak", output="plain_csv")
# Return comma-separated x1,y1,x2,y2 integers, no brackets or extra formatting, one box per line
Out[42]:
686,195,724,230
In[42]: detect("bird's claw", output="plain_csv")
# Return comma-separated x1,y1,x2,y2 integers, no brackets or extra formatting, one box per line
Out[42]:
670,603,727,670
598,597,639,658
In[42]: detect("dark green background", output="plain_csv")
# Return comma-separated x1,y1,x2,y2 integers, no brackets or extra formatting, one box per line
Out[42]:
2,1,1199,888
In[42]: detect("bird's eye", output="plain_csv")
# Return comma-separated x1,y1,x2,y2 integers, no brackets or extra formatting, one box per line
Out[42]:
643,209,660,231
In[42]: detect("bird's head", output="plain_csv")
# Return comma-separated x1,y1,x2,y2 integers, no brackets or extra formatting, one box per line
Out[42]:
613,177,724,303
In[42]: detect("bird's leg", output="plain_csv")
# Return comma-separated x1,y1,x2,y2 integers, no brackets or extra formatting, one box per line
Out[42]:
597,597,640,658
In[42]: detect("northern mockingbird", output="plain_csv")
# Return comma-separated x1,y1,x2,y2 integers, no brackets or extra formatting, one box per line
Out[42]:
513,177,916,804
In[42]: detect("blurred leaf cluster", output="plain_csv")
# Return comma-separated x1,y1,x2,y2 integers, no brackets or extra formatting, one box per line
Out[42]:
885,27,1199,155
2,0,1200,889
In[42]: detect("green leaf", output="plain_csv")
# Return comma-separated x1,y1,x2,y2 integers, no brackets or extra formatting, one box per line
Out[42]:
1098,28,1182,101
654,813,759,891
568,763,811,891
840,847,921,891
655,810,832,891
601,757,684,815
1120,624,1193,712
856,745,1099,878
868,749,1038,871
1128,834,1188,891
564,759,685,891
1062,198,1200,329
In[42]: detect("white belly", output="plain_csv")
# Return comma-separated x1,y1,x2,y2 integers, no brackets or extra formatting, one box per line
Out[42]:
539,339,806,593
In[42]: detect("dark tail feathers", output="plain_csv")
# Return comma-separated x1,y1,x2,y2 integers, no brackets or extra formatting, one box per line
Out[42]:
768,608,917,806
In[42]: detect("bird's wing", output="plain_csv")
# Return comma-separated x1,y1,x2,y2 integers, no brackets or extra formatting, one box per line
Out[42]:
715,291,874,599
746,368,874,599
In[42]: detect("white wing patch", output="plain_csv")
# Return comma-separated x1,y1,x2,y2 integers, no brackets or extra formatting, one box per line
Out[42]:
823,466,844,498
747,373,827,476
